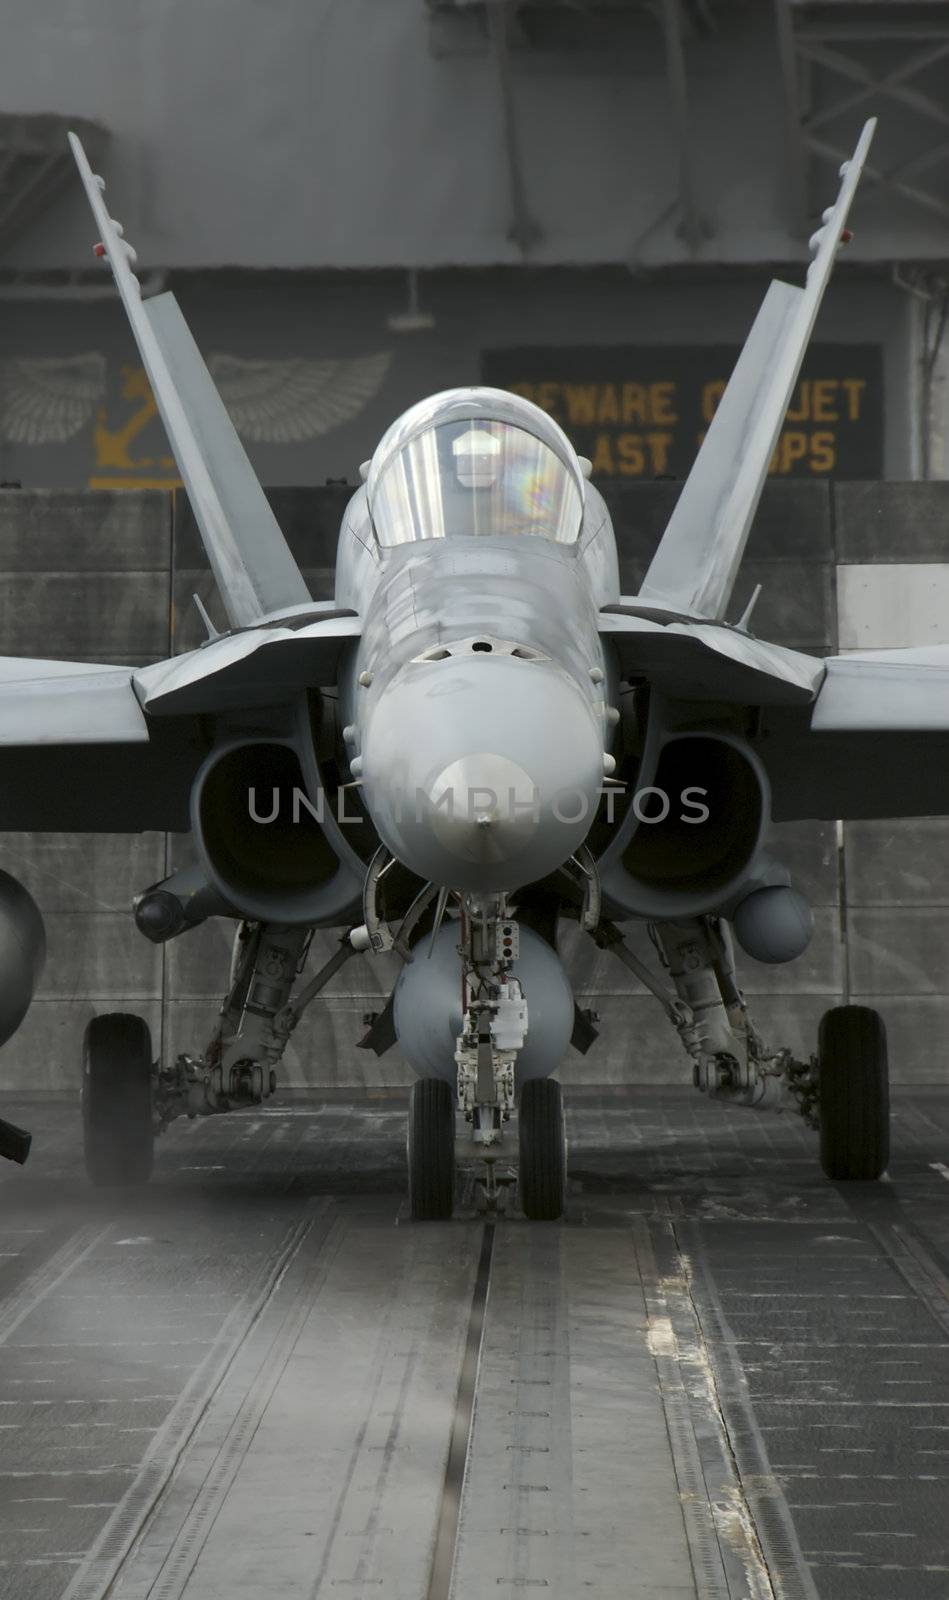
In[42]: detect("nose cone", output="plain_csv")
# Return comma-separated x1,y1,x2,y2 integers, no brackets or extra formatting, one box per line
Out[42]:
360,654,604,890
428,753,540,865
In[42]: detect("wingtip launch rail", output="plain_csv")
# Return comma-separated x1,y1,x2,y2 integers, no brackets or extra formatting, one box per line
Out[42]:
638,118,877,623
67,132,312,631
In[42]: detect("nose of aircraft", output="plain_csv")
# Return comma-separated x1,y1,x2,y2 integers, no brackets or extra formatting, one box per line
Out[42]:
359,652,605,891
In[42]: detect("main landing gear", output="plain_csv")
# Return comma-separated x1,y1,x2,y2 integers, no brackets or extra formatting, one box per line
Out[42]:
82,920,360,1187
82,1012,155,1186
817,1004,889,1180
592,916,890,1181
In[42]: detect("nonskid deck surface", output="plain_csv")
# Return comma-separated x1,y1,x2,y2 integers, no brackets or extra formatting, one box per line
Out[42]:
0,1090,947,1600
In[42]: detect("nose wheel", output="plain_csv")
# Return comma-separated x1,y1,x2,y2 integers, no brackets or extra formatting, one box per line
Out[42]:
407,1078,456,1220
518,1078,566,1221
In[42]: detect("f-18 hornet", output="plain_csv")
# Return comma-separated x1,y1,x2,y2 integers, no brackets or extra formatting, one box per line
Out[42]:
0,120,926,1218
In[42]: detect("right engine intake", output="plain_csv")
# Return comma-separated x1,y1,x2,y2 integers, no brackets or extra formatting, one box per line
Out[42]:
598,731,769,921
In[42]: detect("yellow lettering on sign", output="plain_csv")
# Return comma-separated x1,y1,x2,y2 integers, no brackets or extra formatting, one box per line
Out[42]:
622,384,646,424
811,431,836,473
617,434,644,475
597,385,619,424
702,380,726,424
647,432,672,474
501,364,868,479
767,428,841,476
788,379,841,423
780,431,809,472
811,379,838,422
842,378,865,421
652,382,678,424
562,384,600,426
591,432,615,475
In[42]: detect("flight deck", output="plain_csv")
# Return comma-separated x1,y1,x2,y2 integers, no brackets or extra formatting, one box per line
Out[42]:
0,1088,947,1600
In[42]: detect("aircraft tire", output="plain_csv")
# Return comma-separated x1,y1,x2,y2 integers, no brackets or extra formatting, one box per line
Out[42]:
82,1013,155,1187
407,1078,455,1219
818,1004,889,1181
518,1077,566,1221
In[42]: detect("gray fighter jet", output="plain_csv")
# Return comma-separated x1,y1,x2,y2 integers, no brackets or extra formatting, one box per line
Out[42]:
0,121,927,1217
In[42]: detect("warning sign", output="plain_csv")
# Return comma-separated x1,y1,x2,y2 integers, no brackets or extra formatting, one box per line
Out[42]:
481,344,883,479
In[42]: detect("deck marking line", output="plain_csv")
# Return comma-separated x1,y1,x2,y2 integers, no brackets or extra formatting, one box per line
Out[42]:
632,1217,746,1600
864,1221,949,1342
426,1221,495,1600
121,1210,347,1600
57,1203,329,1600
648,1213,825,1600
0,1225,112,1347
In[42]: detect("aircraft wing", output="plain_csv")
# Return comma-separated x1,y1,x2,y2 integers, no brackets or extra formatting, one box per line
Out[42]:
638,119,876,622
811,646,949,732
749,645,949,821
603,610,949,821
134,612,361,715
68,133,313,630
0,657,148,745
0,657,202,830
600,610,824,705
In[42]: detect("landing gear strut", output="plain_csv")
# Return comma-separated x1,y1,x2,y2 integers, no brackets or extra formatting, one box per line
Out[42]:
152,923,355,1131
593,915,819,1118
83,916,359,1185
451,896,567,1220
593,915,890,1180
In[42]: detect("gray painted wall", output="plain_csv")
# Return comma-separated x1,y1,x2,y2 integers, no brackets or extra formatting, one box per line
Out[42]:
1,481,948,1094
0,1,945,271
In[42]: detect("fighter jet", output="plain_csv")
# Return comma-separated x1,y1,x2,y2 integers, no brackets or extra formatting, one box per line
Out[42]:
0,120,927,1218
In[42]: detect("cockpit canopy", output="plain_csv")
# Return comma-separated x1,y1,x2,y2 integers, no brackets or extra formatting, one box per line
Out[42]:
366,388,585,548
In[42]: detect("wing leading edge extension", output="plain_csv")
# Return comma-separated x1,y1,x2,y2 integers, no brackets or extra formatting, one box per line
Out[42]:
638,119,876,622
68,132,312,630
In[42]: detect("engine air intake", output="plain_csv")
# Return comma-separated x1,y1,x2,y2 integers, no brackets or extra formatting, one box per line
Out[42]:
600,732,768,920
192,740,360,925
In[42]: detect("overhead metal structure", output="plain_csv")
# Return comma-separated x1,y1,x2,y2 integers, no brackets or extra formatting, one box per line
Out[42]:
775,0,949,232
427,0,717,254
0,114,108,249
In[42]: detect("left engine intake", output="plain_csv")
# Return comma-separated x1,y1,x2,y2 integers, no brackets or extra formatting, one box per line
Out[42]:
191,739,363,925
